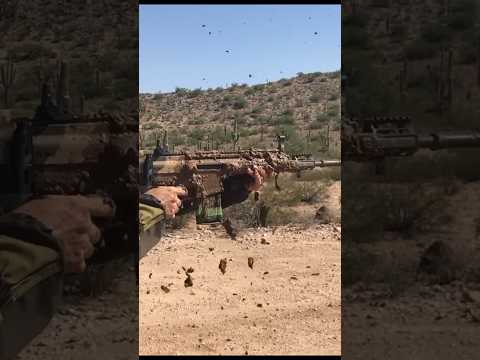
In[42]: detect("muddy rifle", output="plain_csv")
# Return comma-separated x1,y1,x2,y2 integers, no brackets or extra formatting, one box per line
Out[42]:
139,134,340,257
342,116,480,173
0,83,139,267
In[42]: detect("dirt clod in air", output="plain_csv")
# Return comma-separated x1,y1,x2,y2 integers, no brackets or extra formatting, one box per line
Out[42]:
219,258,227,274
184,274,193,287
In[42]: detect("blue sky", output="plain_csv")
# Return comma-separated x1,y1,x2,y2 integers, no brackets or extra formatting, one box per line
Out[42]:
140,4,341,94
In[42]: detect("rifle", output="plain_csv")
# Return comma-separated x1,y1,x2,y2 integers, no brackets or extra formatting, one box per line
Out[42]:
0,82,139,266
342,116,480,172
139,134,340,257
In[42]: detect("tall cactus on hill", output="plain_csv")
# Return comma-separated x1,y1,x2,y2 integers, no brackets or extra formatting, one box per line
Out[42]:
0,57,16,108
477,39,480,88
231,117,240,150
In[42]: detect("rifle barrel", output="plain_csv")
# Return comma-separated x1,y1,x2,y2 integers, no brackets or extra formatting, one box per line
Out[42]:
418,131,480,150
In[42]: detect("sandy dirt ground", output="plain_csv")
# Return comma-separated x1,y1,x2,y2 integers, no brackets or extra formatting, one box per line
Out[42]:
139,217,341,355
343,182,480,360
15,259,138,360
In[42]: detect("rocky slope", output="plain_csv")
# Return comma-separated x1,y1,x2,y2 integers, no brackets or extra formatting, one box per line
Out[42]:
140,71,341,158
0,0,138,119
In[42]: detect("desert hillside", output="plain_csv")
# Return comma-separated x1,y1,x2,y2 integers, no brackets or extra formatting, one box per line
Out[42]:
0,0,138,119
140,71,341,158
344,0,480,129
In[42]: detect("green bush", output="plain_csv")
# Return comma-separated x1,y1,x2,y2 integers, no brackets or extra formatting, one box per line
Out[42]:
188,88,202,98
175,87,189,95
232,96,247,109
328,93,339,101
244,88,255,96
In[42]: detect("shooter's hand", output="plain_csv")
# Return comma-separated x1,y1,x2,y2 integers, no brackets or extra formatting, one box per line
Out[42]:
222,164,272,208
13,195,115,273
245,165,272,191
145,186,188,219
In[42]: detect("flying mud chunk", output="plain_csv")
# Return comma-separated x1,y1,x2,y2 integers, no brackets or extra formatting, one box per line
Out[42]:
219,258,227,274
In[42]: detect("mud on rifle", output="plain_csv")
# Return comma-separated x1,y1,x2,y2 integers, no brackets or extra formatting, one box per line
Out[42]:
342,116,480,173
0,99,139,268
139,134,340,258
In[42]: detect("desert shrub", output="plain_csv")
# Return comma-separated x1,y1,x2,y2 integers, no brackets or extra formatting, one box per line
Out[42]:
251,106,263,114
327,107,339,117
188,88,202,98
232,96,247,109
188,127,207,143
318,113,330,122
244,88,255,96
309,94,321,103
282,80,292,87
328,93,339,101
276,113,295,125
175,87,189,95
267,96,275,102
169,129,186,146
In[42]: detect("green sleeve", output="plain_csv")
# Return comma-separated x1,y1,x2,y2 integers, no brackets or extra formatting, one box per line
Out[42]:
139,203,165,233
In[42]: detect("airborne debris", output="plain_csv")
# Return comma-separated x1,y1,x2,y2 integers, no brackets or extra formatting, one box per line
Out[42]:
219,258,227,274
184,274,193,287
160,285,170,293
223,218,238,239
314,32,318,35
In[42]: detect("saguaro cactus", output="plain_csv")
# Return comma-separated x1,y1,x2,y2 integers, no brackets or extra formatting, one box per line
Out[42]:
55,60,71,114
446,48,453,110
0,57,16,108
231,118,240,150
